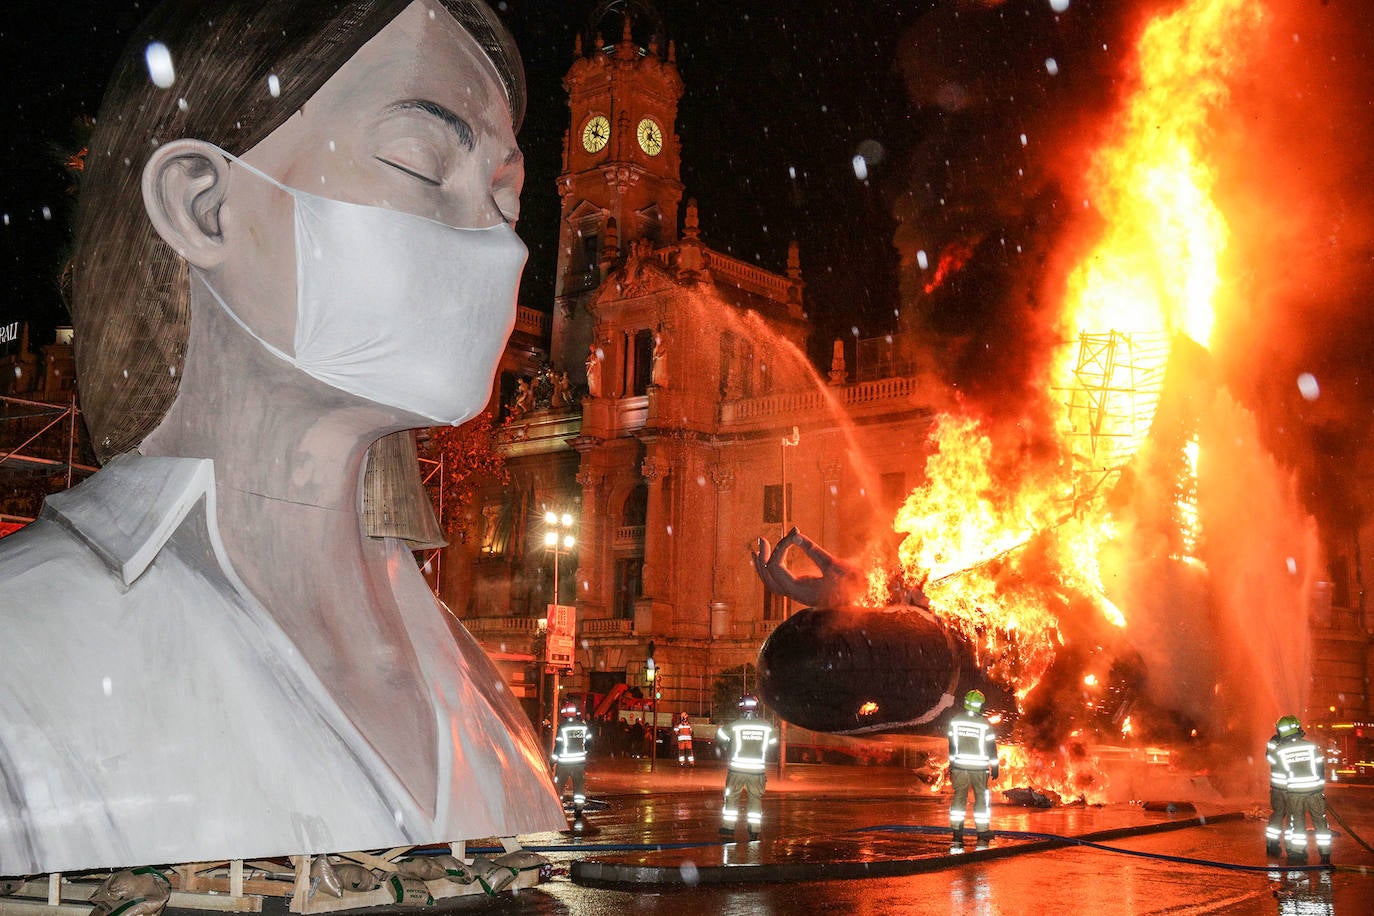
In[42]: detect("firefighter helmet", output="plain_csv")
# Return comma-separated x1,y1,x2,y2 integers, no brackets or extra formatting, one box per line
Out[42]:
679,711,690,722
560,702,580,719
739,694,760,717
964,689,986,713
1276,715,1302,738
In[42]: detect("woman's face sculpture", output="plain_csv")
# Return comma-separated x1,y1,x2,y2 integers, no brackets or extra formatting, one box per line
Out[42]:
144,0,525,426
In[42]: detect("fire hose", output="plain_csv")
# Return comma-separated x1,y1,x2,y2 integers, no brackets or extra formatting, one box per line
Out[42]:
1325,800,1374,856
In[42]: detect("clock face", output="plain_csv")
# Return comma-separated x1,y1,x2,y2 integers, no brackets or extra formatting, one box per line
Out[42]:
581,115,610,153
636,117,664,156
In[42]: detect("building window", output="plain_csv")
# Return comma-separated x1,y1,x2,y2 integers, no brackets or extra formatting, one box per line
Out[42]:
614,557,644,619
581,231,599,269
763,484,792,524
623,484,648,526
1329,554,1351,608
764,585,787,621
631,328,654,395
882,471,907,509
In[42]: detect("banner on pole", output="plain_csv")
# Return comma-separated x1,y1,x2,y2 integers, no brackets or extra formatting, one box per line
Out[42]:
545,604,576,668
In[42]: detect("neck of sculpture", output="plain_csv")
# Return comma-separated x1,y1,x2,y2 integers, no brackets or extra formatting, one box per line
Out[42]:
137,280,438,806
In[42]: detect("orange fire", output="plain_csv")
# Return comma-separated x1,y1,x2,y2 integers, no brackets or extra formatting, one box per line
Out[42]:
882,0,1267,749
922,239,977,295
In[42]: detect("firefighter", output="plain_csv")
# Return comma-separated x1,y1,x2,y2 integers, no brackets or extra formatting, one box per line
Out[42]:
674,712,696,767
947,689,999,848
1270,715,1332,864
716,694,777,839
1265,720,1288,857
552,701,592,830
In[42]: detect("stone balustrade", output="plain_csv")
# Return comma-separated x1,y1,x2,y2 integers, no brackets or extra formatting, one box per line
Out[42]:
514,305,548,337
720,376,926,424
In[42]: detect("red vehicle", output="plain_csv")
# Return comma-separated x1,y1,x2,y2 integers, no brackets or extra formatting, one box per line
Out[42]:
1314,721,1374,784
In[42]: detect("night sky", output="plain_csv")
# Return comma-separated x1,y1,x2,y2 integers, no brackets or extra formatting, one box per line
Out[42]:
4,0,1374,507
0,0,931,365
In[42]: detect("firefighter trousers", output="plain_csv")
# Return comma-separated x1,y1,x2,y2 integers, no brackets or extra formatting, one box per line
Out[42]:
677,738,695,765
949,766,991,832
1283,789,1332,858
554,762,587,811
1266,786,1287,850
722,769,767,832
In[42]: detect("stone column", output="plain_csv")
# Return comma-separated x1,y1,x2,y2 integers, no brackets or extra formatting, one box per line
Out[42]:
821,459,843,551
574,462,606,614
711,461,737,627
639,454,670,604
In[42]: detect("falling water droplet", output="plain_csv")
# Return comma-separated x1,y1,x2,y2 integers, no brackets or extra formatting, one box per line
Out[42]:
145,42,175,88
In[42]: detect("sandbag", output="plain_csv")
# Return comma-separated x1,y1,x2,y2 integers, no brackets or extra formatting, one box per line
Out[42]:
469,857,517,896
393,857,446,882
492,850,549,872
309,857,342,899
384,874,433,907
88,868,171,916
332,864,379,893
429,855,476,885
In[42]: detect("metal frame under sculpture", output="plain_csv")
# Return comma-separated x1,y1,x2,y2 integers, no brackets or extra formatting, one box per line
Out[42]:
0,0,563,875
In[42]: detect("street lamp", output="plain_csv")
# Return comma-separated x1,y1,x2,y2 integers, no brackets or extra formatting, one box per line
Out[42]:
544,510,576,608
543,510,576,760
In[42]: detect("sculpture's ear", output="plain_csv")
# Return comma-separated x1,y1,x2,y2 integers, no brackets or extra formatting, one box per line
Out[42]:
141,139,230,268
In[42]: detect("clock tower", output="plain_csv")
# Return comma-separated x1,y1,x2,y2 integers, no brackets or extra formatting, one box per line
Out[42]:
553,0,684,381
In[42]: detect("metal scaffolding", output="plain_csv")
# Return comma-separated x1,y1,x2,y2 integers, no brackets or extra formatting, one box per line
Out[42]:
1059,331,1171,504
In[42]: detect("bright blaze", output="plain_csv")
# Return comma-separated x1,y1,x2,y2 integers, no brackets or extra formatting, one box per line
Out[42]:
882,0,1264,736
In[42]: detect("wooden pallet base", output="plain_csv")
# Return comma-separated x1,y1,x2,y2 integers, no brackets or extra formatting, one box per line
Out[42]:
0,841,546,915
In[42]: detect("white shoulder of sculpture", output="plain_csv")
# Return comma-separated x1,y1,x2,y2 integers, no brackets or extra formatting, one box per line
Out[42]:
0,455,563,874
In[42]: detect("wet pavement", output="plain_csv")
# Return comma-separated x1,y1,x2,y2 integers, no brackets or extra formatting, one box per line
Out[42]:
446,757,1374,914
158,757,1373,914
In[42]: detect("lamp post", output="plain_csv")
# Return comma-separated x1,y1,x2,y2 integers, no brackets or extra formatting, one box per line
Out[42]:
544,510,576,760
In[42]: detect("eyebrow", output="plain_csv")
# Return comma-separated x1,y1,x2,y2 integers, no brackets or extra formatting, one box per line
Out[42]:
388,99,475,150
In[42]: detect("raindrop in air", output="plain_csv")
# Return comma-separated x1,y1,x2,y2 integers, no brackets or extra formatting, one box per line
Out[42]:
917,250,929,270
1049,0,1070,12
851,155,868,180
145,42,175,88
1045,58,1059,75
268,74,281,98
1296,372,1319,401
41,207,51,221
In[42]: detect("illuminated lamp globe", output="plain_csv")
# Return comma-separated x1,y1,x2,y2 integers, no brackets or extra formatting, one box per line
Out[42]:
544,531,558,547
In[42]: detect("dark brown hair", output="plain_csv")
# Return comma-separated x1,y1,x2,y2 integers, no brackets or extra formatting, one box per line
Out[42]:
73,0,523,459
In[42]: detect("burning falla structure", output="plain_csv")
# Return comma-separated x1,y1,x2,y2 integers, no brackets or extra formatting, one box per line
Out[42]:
760,0,1367,802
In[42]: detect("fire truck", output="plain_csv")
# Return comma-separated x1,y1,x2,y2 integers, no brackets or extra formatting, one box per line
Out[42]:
1312,721,1374,784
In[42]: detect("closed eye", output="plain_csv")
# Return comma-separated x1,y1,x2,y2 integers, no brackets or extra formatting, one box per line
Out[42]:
375,155,441,187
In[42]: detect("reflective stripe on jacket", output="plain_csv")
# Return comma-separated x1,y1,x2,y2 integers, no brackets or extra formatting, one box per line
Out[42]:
553,721,591,764
1266,736,1287,788
716,719,776,773
1276,738,1324,792
947,710,997,770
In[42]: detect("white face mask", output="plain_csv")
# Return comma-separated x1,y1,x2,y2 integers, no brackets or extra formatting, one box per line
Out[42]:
192,146,526,426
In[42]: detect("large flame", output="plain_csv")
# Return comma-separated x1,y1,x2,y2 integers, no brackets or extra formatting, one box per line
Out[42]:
882,0,1268,774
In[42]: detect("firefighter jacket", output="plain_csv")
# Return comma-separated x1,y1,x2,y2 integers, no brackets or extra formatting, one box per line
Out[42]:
1266,732,1286,789
716,718,777,773
1273,735,1324,793
674,720,694,743
553,719,591,765
947,710,998,774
